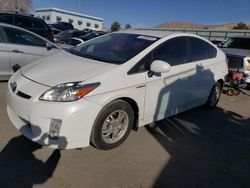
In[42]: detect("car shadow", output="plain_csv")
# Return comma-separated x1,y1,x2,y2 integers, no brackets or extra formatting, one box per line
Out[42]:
145,63,250,187
0,125,67,188
146,105,250,188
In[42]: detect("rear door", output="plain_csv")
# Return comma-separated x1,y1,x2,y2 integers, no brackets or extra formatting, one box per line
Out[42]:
2,26,59,71
0,26,11,79
185,37,217,107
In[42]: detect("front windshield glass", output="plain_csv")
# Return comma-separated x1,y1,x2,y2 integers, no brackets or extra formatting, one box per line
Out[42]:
68,33,158,64
222,37,250,50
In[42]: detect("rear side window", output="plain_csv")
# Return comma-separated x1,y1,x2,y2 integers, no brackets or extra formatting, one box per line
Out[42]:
153,37,188,66
3,27,46,47
15,16,32,28
0,15,13,24
0,26,6,42
189,37,210,61
32,20,46,29
209,45,217,58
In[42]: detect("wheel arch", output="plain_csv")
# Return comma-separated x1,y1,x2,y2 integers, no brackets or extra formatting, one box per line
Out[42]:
117,97,139,130
217,79,224,89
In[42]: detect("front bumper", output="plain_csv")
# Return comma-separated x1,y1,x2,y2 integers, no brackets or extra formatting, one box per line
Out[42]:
6,78,102,149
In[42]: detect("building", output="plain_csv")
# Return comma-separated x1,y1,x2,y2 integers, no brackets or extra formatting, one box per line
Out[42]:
35,7,104,31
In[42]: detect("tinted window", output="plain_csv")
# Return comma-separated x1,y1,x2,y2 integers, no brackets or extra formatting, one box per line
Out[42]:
0,26,6,42
0,15,13,24
227,56,243,69
128,53,152,74
3,27,46,47
32,20,46,29
153,37,187,66
190,37,210,61
222,38,250,50
68,39,82,46
209,45,217,58
15,16,32,28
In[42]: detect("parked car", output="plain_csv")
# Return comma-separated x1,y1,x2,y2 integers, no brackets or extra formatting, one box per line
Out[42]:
221,36,250,86
49,21,74,31
65,31,108,46
6,30,228,150
79,31,107,42
210,39,223,46
0,23,61,80
0,11,54,41
54,29,90,44
67,37,84,46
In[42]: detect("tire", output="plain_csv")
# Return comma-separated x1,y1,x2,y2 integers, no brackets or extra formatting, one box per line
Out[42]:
205,82,222,109
227,88,235,96
90,99,134,150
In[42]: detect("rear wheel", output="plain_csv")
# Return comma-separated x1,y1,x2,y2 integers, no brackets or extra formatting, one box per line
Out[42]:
205,82,222,109
91,100,134,150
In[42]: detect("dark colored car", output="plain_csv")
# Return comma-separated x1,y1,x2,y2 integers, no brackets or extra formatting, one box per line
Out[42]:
0,11,54,41
49,22,74,31
210,40,222,46
54,29,91,44
65,31,108,46
79,31,108,42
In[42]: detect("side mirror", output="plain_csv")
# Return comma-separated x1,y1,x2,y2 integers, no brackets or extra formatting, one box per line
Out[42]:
46,42,54,51
150,60,171,72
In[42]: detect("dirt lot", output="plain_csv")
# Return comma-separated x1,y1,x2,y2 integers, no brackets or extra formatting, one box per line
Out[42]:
0,81,250,188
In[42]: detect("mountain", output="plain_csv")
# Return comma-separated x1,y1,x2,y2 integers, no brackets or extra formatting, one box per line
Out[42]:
156,21,250,30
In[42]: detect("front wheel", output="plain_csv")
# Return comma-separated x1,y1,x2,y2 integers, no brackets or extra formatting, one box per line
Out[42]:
205,82,222,109
91,100,134,150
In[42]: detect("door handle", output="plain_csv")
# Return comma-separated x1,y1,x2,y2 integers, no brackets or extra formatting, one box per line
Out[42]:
12,49,23,53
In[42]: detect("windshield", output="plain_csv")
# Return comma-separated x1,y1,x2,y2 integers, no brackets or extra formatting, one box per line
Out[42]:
56,30,75,37
222,37,250,50
67,33,158,64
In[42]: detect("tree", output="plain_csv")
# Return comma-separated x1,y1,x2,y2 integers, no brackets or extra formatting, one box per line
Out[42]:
110,21,121,32
233,22,249,30
0,0,32,13
124,23,131,29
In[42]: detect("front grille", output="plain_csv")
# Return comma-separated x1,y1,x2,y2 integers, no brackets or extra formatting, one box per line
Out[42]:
227,55,244,69
17,91,31,99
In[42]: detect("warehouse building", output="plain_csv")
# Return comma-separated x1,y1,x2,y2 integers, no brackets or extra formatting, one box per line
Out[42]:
35,7,104,30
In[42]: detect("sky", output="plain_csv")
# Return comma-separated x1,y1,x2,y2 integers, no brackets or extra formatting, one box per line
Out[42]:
32,0,250,28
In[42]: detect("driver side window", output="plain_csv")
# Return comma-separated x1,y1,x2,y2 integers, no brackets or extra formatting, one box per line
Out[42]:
128,37,188,75
153,37,187,66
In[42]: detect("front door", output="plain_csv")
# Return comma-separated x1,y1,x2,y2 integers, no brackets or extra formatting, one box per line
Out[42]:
143,37,189,123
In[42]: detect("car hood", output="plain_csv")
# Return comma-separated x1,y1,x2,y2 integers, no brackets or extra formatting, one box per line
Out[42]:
21,50,118,87
221,48,250,57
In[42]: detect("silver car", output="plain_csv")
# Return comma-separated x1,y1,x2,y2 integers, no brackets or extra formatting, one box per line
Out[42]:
221,36,250,86
0,23,61,80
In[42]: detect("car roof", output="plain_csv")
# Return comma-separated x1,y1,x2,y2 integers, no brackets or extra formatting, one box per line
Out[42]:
117,29,175,38
0,11,44,21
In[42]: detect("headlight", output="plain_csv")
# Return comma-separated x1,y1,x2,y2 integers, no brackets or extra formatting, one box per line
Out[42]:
39,82,100,102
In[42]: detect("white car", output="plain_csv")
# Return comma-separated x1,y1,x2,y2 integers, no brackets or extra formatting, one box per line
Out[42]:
0,23,61,80
6,30,228,150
